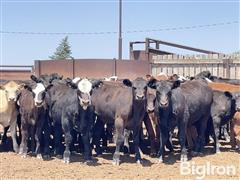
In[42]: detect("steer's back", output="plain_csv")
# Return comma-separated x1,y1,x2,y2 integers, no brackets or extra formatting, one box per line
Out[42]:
92,83,132,123
180,80,213,123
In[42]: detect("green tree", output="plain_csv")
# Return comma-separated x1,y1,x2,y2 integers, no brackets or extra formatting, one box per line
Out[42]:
49,36,73,60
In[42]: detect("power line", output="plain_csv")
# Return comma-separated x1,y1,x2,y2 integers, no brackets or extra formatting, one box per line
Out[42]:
2,0,239,3
0,21,238,36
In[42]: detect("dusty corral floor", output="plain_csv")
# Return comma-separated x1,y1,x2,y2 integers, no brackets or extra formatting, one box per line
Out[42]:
0,143,239,180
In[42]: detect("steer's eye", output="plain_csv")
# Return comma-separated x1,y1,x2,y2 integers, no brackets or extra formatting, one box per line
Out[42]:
168,91,172,96
77,90,82,98
42,92,46,99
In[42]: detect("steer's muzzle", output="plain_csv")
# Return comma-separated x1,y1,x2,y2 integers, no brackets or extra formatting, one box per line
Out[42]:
147,105,155,112
8,97,16,102
159,100,169,108
136,94,145,100
81,99,90,110
35,101,43,107
79,96,91,110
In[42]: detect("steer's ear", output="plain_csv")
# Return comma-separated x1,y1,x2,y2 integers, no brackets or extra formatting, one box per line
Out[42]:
92,80,103,89
66,78,78,89
147,78,157,89
0,85,5,90
224,91,233,99
172,80,181,89
46,84,53,91
123,79,132,87
30,75,40,83
18,83,25,90
145,74,153,81
24,84,32,92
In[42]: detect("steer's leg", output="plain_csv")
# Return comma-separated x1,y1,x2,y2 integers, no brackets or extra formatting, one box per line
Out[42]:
143,113,157,157
133,124,142,164
54,122,62,158
35,126,42,159
9,118,19,153
35,113,45,159
123,129,130,154
42,115,50,160
92,118,104,156
2,127,9,145
82,131,92,163
30,125,36,154
230,120,236,149
113,116,124,165
178,122,188,162
157,126,168,163
212,116,221,153
19,117,29,158
62,117,72,164
196,115,209,154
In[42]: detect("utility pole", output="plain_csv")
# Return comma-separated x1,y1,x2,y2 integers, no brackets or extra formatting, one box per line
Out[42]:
118,0,122,60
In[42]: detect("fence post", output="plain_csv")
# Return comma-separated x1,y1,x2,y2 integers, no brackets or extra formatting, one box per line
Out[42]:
34,60,40,77
223,58,231,79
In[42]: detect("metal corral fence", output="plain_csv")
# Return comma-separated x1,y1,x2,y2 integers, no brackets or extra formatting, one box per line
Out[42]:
1,56,240,80
151,54,240,79
0,65,33,80
34,59,151,80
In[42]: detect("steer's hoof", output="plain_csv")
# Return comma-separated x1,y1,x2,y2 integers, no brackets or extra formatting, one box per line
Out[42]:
191,151,198,157
216,150,221,154
14,148,19,154
36,154,43,160
63,158,70,164
112,159,120,166
157,157,163,164
136,160,142,165
150,152,157,158
43,154,50,160
21,154,27,158
56,155,62,159
84,160,93,165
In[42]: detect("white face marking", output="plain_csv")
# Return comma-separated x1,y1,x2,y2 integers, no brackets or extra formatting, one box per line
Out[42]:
104,76,118,81
78,79,92,94
77,78,93,109
72,77,81,84
32,83,45,105
204,77,213,83
178,75,187,81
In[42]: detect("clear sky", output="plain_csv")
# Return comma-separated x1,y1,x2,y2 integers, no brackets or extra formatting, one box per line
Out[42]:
0,0,239,65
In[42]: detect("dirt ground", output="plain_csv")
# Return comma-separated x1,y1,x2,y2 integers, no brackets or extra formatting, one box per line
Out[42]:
0,141,239,180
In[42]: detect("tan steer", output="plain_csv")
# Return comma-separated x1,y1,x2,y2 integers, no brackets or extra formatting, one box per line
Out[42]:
0,81,23,152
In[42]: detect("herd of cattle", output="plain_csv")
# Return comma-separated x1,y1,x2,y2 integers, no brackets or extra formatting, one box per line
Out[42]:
0,71,239,165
